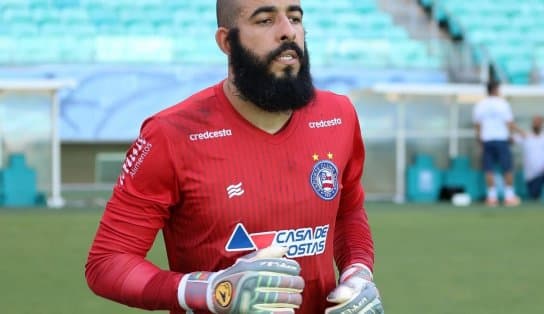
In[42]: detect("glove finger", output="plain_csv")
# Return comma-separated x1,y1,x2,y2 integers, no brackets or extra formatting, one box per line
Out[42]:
327,280,374,303
326,284,355,303
326,284,379,314
251,308,295,314
255,246,288,259
232,258,300,275
240,246,288,260
253,290,303,307
253,274,305,292
359,298,384,314
343,275,372,291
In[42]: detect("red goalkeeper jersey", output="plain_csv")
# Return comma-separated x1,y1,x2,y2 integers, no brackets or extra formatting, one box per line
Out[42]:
85,82,374,313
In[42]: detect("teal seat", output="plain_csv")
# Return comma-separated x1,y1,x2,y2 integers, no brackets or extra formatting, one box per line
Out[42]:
418,0,434,10
406,154,443,203
443,156,484,201
503,59,533,85
0,153,43,207
514,170,528,200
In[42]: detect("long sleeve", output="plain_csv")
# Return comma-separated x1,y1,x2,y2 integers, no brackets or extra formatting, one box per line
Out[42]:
85,117,183,311
85,200,183,310
333,103,374,273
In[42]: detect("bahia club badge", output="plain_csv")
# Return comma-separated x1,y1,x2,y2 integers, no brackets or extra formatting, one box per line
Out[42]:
310,152,339,200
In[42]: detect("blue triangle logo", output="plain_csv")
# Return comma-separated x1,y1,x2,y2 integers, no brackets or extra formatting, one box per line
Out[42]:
225,223,256,251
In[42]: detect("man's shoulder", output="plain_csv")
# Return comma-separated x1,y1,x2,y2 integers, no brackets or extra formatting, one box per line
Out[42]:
312,89,353,109
475,97,493,107
474,96,510,112
314,89,349,100
304,89,357,125
154,84,219,118
479,96,510,106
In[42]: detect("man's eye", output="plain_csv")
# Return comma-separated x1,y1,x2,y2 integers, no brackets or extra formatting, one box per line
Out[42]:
257,18,273,24
289,17,302,24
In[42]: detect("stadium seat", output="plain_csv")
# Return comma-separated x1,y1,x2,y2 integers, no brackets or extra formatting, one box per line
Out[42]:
514,170,529,200
406,154,443,203
418,0,434,11
442,156,485,201
0,153,43,207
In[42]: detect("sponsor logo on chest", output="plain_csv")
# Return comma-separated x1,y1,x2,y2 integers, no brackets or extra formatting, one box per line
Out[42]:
225,223,329,258
308,117,342,129
189,129,232,141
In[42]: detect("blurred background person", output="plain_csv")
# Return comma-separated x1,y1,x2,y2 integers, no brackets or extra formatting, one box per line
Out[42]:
473,81,524,206
514,115,544,200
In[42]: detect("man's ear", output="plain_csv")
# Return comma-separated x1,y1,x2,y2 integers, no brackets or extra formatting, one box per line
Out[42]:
216,27,231,55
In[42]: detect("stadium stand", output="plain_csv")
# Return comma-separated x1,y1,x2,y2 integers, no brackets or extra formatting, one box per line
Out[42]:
0,0,447,142
0,0,443,69
419,0,544,85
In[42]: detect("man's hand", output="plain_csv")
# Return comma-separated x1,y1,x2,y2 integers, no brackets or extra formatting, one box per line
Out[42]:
178,246,304,313
325,264,384,314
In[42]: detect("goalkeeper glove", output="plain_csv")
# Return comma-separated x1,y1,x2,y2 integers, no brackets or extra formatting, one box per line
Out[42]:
178,246,304,313
325,263,384,314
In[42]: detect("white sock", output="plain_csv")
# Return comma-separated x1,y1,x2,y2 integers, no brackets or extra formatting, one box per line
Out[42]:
487,187,497,199
504,186,516,198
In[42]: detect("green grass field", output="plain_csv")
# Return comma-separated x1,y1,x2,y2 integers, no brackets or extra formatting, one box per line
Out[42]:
1,201,543,314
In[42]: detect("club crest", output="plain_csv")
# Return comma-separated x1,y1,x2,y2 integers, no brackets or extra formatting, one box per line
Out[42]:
310,160,339,200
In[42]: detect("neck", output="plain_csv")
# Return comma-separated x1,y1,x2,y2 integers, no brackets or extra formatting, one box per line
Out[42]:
223,79,293,134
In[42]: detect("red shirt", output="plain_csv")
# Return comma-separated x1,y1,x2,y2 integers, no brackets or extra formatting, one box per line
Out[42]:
86,82,374,313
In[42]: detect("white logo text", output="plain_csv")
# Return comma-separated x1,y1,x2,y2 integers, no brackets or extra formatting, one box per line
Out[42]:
308,118,342,129
189,129,232,141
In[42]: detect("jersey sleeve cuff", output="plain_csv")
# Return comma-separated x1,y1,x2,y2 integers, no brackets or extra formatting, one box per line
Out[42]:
177,272,214,311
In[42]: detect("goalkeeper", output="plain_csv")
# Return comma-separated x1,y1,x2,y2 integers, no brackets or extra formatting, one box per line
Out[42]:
85,0,384,313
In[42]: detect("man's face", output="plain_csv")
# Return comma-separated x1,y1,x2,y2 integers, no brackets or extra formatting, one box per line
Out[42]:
235,0,306,77
226,0,315,112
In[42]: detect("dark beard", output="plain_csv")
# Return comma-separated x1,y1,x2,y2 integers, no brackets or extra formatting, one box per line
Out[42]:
227,28,315,112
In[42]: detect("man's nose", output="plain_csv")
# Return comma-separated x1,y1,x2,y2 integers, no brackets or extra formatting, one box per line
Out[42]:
277,15,296,43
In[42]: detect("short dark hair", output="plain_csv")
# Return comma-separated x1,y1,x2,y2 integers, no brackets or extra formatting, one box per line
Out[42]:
216,0,240,28
487,80,500,95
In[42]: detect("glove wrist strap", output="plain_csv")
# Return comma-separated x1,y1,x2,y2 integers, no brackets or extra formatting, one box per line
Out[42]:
178,271,214,311
340,263,373,282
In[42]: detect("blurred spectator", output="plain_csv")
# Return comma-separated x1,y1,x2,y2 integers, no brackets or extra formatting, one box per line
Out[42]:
473,81,524,206
514,115,544,199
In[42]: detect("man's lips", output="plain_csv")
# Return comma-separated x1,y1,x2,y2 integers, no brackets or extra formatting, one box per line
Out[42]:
275,49,299,64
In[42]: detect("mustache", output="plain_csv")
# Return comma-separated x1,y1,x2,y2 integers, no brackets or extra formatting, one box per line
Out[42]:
265,42,305,65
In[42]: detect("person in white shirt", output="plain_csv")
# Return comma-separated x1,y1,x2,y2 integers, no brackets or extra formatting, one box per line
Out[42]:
514,115,544,199
473,81,524,206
